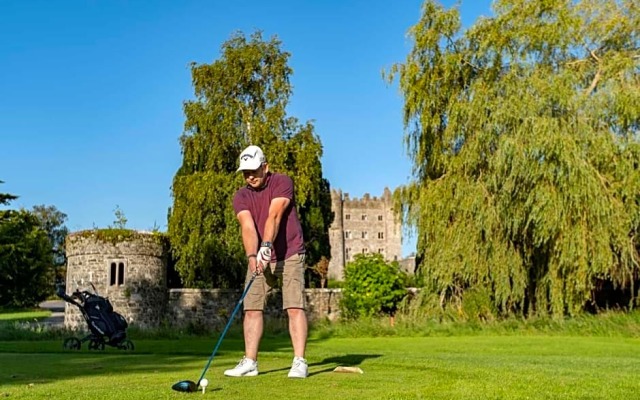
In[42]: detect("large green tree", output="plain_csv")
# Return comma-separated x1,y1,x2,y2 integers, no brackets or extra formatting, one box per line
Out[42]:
389,0,640,316
168,31,332,288
0,184,54,307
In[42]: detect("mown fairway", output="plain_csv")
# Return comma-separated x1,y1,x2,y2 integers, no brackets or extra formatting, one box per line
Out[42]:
1,334,639,399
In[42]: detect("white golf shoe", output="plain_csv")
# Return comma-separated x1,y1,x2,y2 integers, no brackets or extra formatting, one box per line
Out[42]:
224,356,258,377
287,356,308,378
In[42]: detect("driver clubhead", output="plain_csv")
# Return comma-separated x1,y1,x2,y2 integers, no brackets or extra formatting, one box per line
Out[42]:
172,380,197,392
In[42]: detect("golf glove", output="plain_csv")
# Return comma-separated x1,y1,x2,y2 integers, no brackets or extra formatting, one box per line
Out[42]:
257,245,272,267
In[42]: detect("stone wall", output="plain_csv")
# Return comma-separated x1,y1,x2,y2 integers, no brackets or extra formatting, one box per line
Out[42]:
167,288,343,330
63,230,348,331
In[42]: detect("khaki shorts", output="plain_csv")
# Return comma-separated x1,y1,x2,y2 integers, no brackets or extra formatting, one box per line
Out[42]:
243,253,306,311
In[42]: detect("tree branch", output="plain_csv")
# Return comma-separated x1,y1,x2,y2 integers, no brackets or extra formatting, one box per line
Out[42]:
584,49,602,96
585,69,602,96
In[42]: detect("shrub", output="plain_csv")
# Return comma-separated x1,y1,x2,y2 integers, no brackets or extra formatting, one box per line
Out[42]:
461,286,498,322
340,253,407,319
327,279,344,289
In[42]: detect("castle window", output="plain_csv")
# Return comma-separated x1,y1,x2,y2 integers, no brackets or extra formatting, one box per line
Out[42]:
108,259,126,286
345,231,352,239
378,232,384,239
362,231,368,239
362,248,368,254
361,214,367,221
346,248,351,261
345,214,351,220
378,248,384,254
378,215,383,221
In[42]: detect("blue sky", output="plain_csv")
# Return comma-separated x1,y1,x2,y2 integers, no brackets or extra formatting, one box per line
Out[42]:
0,0,493,256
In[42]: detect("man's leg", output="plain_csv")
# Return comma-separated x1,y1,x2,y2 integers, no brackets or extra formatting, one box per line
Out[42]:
282,254,307,357
223,310,262,377
243,310,263,360
287,307,307,358
282,254,309,378
242,267,272,360
224,270,268,377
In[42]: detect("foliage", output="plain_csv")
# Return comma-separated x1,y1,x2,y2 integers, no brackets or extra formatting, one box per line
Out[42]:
341,253,407,318
0,180,17,206
31,205,68,283
312,309,640,339
310,256,330,288
3,306,640,342
387,0,640,316
168,31,332,288
75,228,135,244
326,279,345,289
0,209,54,308
0,184,66,304
109,205,128,229
72,229,168,248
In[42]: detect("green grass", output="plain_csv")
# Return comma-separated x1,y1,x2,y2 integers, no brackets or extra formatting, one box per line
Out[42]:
2,310,640,399
1,334,639,399
0,309,51,322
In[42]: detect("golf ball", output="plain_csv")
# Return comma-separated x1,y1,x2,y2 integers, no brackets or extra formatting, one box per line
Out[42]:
200,379,208,387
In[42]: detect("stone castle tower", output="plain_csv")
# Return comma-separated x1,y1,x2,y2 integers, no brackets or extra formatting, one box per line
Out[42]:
328,187,402,280
64,231,167,329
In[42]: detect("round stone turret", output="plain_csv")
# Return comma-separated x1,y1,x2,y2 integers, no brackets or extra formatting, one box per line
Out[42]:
64,230,168,329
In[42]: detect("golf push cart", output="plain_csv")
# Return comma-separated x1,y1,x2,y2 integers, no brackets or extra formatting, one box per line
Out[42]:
56,283,134,351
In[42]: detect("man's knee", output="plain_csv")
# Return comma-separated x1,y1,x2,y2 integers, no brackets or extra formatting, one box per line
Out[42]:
286,308,306,319
244,310,263,320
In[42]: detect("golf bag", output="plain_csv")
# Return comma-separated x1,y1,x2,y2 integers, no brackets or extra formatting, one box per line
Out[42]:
57,283,134,351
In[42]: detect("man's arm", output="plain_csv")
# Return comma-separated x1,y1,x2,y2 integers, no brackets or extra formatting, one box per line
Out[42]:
261,197,290,245
237,210,261,273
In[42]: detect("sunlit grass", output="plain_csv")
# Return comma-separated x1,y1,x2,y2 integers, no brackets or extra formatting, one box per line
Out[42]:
2,308,640,399
0,309,51,322
1,335,639,399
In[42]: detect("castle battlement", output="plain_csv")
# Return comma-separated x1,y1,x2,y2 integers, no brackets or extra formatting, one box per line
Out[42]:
331,187,393,206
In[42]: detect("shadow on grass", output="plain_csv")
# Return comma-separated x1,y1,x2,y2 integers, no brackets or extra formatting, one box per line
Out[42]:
0,316,381,385
0,352,210,386
260,353,382,377
1,331,381,386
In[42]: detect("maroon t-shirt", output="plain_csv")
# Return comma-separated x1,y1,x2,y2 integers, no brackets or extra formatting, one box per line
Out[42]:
233,172,305,261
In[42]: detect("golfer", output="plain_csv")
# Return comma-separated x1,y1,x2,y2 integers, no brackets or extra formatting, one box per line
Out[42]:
225,145,309,379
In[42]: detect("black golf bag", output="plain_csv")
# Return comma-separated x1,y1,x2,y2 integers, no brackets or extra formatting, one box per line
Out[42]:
57,283,134,351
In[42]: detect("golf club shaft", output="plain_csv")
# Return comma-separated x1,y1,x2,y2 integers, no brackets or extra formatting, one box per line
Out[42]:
196,272,258,383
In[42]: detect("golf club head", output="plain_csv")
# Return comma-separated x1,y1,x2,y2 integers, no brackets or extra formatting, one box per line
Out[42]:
172,380,197,392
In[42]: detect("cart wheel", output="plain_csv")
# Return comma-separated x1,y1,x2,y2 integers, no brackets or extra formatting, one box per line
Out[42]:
63,337,81,350
88,340,105,351
119,339,135,351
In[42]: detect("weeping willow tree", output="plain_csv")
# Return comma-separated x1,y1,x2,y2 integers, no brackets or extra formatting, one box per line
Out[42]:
168,31,332,288
388,0,640,316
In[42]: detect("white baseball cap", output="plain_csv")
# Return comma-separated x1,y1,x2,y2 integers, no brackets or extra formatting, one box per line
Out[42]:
237,145,266,172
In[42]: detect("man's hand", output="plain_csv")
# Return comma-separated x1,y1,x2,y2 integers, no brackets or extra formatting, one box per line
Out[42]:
246,255,261,275
256,245,272,269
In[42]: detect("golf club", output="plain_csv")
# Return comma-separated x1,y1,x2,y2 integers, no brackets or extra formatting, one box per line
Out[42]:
172,272,258,393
